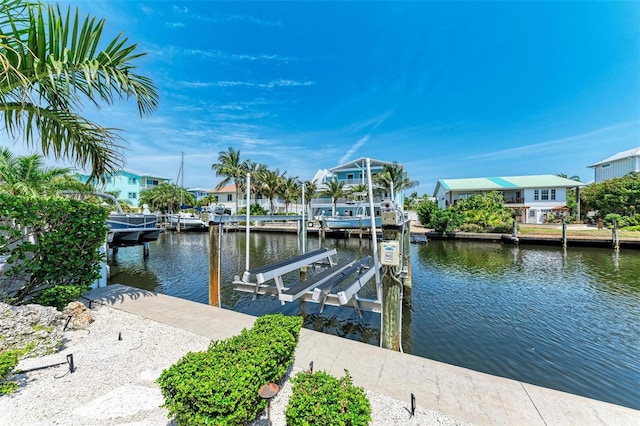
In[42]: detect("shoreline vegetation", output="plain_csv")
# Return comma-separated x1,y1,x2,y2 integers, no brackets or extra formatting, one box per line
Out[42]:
208,220,640,242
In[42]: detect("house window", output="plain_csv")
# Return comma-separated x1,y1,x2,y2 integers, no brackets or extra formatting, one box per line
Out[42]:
541,189,549,200
534,190,539,201
146,179,159,186
550,189,556,200
128,177,138,184
529,210,536,217
601,163,610,168
128,192,137,199
346,173,354,180
226,194,233,202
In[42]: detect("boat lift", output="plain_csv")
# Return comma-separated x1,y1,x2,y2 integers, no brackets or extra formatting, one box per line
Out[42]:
232,251,381,316
231,160,383,316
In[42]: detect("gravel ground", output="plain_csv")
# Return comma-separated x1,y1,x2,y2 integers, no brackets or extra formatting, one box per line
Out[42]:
1,304,468,426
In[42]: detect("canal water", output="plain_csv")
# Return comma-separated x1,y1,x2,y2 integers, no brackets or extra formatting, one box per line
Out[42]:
108,231,640,410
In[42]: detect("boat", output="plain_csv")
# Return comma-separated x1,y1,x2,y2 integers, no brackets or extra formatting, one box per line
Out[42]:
200,204,232,225
167,212,207,230
167,152,209,231
322,204,382,229
59,191,163,247
102,194,163,247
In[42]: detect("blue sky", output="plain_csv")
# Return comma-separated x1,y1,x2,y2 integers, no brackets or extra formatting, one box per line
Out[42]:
12,1,640,195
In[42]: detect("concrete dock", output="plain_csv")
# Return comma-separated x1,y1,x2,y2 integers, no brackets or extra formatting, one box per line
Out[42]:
86,284,639,426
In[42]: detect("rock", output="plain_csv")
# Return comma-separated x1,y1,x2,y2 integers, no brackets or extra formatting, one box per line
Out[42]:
63,301,94,330
0,302,65,357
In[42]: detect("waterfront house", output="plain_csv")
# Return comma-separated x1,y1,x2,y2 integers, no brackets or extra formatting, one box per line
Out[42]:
76,170,171,208
311,158,404,217
188,187,214,202
433,175,586,224
588,146,640,183
210,184,243,214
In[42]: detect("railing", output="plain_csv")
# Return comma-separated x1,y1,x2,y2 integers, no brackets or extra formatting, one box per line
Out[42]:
504,198,525,204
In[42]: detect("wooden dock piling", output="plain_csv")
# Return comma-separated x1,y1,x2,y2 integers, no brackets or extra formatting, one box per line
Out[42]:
209,224,220,307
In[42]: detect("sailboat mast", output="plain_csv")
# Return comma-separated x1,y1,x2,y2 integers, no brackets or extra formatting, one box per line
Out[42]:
180,152,184,208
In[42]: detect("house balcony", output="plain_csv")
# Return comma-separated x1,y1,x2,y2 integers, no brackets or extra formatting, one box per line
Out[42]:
504,197,525,204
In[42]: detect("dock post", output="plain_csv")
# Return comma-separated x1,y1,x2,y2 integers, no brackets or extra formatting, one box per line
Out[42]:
381,224,403,352
612,220,620,250
209,224,221,307
402,220,412,308
143,242,150,257
512,219,518,238
562,221,567,249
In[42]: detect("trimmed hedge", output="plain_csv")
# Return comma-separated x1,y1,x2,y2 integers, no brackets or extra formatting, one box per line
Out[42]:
286,369,371,426
157,313,303,425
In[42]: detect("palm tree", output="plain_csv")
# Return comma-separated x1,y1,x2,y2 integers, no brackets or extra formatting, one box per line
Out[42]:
212,147,248,214
198,194,218,207
374,163,419,201
0,0,158,181
0,148,86,196
259,169,284,214
556,173,581,181
138,182,193,213
321,180,345,216
348,183,369,202
301,180,317,217
281,176,300,214
242,161,268,208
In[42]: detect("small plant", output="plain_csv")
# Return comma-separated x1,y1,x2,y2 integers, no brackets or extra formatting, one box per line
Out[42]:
0,349,21,395
286,369,371,426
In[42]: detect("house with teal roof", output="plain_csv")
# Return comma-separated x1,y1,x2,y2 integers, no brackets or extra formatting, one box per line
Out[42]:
433,175,586,224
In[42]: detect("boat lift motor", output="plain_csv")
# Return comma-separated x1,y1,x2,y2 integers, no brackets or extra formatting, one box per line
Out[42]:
380,199,403,227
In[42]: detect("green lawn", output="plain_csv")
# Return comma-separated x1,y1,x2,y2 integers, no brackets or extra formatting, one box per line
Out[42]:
518,226,640,239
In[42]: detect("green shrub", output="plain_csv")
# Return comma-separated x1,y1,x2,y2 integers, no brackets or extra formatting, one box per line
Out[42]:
416,200,439,227
459,223,483,233
286,369,371,426
488,223,513,234
0,194,108,308
237,203,268,216
157,314,303,425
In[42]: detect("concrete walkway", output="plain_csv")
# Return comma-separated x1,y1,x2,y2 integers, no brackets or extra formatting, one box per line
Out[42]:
86,284,639,426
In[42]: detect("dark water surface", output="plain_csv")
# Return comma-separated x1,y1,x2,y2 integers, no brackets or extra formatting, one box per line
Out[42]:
108,231,640,410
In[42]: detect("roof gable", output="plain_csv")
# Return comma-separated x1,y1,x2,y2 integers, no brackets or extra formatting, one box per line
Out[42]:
589,146,640,167
211,183,237,193
329,158,398,172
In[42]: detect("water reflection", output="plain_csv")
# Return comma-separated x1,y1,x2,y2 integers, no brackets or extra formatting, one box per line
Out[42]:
108,232,640,410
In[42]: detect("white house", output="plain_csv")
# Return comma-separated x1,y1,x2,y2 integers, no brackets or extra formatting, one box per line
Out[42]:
311,158,403,217
588,147,640,183
433,175,586,224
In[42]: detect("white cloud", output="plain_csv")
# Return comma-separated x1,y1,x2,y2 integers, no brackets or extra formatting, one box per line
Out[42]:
463,120,640,161
339,135,370,165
